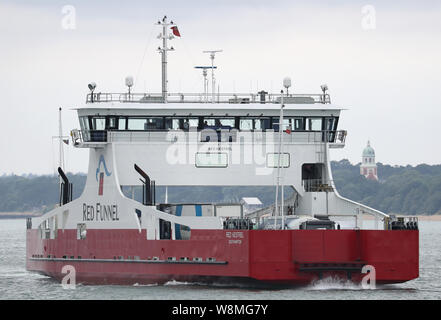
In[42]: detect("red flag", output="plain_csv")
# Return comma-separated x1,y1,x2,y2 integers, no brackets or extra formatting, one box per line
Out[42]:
171,26,181,37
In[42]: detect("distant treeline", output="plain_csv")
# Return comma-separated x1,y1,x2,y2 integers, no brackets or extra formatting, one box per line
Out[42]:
331,160,441,215
1,160,440,215
0,173,86,213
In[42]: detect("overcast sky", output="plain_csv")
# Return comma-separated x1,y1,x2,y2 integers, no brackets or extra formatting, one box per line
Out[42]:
1,0,440,175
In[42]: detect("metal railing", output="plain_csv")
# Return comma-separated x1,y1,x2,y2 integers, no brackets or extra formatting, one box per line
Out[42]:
385,215,419,230
72,129,347,145
223,218,254,230
86,92,331,104
303,179,334,192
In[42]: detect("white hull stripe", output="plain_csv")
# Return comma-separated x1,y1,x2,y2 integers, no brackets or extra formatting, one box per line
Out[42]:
29,257,228,265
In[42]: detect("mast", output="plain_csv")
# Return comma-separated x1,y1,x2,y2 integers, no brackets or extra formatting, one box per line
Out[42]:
156,16,176,103
52,108,68,178
195,66,216,103
274,91,285,229
56,107,67,189
58,107,65,173
203,50,222,103
280,95,285,230
280,78,291,229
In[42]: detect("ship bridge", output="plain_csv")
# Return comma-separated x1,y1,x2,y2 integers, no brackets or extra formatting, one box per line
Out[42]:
72,95,347,149
70,92,348,199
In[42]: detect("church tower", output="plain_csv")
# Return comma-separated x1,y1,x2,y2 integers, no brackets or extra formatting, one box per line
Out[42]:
360,140,378,181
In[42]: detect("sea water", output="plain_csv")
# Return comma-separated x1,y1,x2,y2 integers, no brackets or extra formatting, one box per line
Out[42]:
0,219,440,300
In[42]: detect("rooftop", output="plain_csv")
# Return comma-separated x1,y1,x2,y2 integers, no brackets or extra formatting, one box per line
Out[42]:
85,92,331,106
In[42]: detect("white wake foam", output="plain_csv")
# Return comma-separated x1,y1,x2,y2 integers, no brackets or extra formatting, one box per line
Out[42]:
307,276,363,291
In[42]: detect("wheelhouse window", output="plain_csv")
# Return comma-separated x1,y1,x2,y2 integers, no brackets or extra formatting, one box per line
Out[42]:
128,117,164,130
118,117,127,130
305,117,322,131
289,118,304,131
165,117,197,130
182,118,199,130
79,116,90,132
272,117,304,131
165,118,182,130
254,118,271,130
218,118,235,127
107,117,118,130
324,117,338,131
80,115,337,134
91,117,106,130
87,117,107,142
239,118,271,130
239,119,253,130
202,118,235,129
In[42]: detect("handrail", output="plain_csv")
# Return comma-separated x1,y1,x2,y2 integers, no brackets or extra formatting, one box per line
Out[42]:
86,92,331,104
72,128,347,145
302,179,334,192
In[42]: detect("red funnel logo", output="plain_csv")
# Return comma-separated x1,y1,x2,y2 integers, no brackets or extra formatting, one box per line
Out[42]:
98,172,104,196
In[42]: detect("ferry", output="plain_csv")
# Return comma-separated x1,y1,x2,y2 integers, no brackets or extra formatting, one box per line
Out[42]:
26,16,419,286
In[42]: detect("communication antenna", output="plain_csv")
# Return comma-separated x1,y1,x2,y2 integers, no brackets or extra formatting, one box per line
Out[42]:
58,107,64,173
203,50,222,103
52,108,69,178
194,66,217,103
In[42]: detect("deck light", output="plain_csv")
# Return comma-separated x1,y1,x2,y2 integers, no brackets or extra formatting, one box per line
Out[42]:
88,82,96,102
125,76,134,99
88,82,96,92
125,76,134,89
321,84,328,103
283,77,292,95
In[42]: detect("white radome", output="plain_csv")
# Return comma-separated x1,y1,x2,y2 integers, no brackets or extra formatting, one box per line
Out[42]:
125,76,134,88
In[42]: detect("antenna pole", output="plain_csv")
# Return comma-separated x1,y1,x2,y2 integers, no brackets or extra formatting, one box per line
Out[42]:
210,53,215,103
58,107,65,187
203,69,208,102
58,107,64,172
157,16,176,103
203,50,222,103
281,93,285,230
274,91,285,230
194,66,216,103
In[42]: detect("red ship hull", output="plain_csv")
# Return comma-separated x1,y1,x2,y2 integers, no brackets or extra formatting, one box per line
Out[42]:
26,229,419,286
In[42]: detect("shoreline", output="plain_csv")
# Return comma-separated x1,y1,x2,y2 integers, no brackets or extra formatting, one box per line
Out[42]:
0,212,41,219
